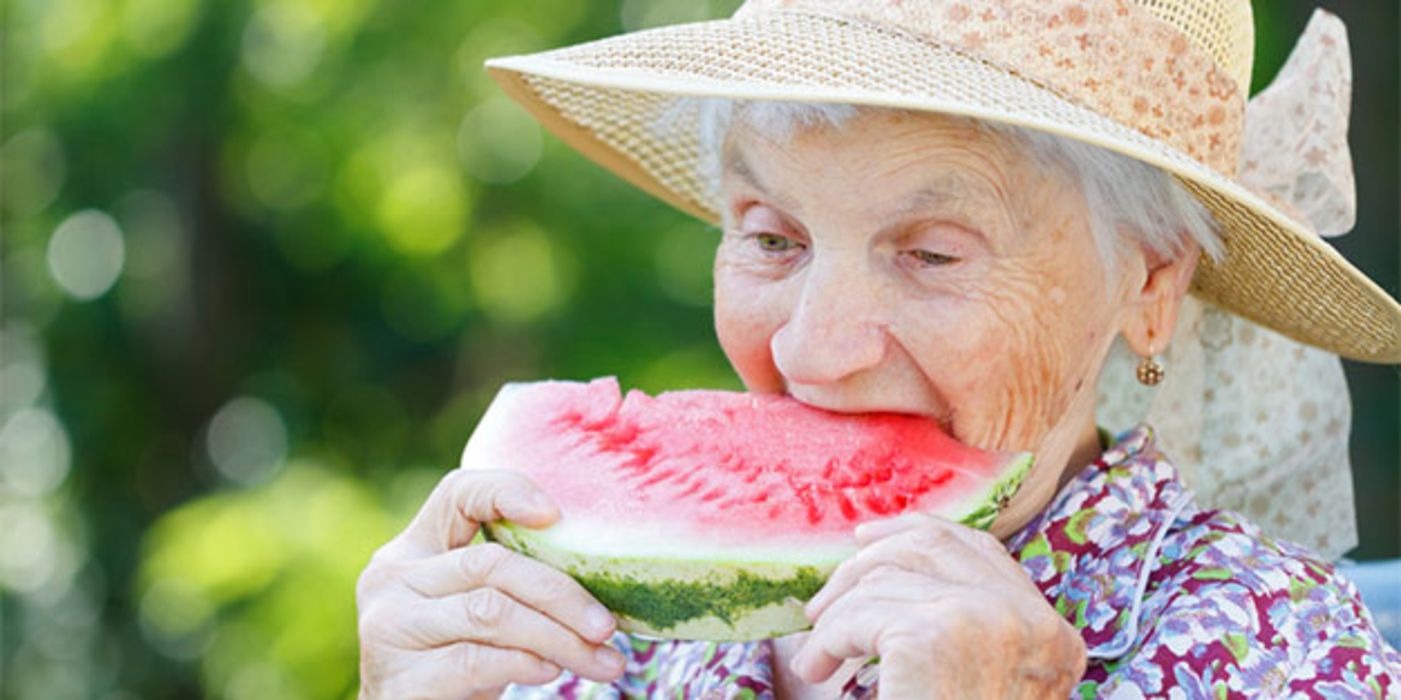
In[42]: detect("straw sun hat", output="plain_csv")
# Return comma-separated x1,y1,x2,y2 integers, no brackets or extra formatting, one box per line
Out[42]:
485,0,1401,363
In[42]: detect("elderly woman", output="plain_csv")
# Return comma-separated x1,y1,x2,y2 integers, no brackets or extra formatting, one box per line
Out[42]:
356,1,1400,697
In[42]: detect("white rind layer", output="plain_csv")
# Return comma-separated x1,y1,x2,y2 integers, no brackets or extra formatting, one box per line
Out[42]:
525,516,859,562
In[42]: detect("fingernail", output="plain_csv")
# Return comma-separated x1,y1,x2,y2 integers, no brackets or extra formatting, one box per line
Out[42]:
595,646,624,669
586,605,615,639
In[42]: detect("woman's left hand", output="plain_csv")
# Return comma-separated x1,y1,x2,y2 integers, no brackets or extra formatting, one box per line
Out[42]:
790,513,1087,699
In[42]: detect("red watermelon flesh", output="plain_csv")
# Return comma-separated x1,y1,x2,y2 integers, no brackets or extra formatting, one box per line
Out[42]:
466,377,1025,546
460,377,1033,640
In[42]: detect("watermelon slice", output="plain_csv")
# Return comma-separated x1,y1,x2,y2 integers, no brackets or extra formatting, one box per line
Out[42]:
459,378,1032,641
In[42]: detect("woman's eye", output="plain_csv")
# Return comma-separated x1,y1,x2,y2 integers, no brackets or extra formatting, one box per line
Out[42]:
754,233,802,253
907,249,959,267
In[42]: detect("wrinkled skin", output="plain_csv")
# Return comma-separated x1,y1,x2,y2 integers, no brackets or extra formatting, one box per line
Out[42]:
355,108,1199,699
356,471,626,700
714,110,1198,698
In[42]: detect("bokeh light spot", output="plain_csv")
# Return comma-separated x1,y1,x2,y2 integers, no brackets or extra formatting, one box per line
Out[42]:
240,3,325,89
1,322,49,413
2,128,66,217
0,409,72,498
40,0,120,78
46,209,126,301
119,0,200,58
0,504,52,593
457,98,543,184
206,397,288,487
19,569,104,685
138,464,397,696
138,578,215,660
376,165,469,256
0,362,47,415
468,221,573,324
141,492,288,605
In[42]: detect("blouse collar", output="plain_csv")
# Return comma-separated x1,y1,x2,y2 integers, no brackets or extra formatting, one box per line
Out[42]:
1007,425,1196,659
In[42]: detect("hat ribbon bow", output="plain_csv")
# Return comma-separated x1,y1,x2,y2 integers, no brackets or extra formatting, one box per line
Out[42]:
1238,9,1356,238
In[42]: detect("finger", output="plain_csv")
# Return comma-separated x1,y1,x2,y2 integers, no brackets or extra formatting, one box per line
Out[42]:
807,523,993,619
392,469,559,558
397,642,563,698
403,587,625,682
793,577,941,685
792,589,888,684
403,543,617,643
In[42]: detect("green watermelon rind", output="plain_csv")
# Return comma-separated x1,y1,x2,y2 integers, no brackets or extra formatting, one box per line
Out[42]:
484,519,833,640
484,452,1034,641
955,450,1035,530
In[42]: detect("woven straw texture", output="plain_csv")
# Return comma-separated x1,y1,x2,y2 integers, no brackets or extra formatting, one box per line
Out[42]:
486,1,1401,362
1136,0,1255,90
733,0,1246,175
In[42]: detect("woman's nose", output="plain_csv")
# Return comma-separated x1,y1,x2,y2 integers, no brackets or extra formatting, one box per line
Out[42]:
769,263,888,386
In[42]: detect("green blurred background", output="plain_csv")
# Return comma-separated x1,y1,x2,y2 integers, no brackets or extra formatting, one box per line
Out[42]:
1,0,1396,697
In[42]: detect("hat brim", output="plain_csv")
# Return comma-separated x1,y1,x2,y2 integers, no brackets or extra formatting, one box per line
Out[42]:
487,11,1401,363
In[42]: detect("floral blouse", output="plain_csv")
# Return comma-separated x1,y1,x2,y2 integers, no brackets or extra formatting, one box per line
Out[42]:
504,426,1400,698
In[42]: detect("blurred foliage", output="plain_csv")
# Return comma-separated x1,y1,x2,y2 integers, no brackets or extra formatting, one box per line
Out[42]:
0,0,1395,698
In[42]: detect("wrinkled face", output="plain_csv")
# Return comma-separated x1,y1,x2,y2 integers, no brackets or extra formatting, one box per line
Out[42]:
713,110,1135,528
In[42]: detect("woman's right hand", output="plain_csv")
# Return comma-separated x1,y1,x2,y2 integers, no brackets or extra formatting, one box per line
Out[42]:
356,469,627,699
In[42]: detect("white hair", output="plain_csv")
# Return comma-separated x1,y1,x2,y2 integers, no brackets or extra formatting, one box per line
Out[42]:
685,99,1224,274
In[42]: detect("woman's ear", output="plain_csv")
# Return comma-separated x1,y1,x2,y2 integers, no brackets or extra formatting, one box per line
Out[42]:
1120,241,1201,357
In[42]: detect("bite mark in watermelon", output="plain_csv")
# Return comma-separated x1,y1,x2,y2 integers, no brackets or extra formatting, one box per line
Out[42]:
460,378,1032,640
